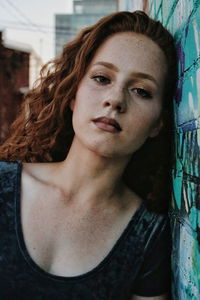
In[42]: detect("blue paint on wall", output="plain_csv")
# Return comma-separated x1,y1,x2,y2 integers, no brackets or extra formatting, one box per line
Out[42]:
149,1,200,298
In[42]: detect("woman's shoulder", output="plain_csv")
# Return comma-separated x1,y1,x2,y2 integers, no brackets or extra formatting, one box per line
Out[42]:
21,162,64,202
0,160,58,195
0,160,20,171
0,161,47,189
0,161,21,197
0,160,21,181
126,186,169,224
124,187,170,247
141,202,171,237
22,162,59,183
139,202,171,253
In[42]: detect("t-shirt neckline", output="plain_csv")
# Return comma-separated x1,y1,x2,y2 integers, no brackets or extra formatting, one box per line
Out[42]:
15,160,145,282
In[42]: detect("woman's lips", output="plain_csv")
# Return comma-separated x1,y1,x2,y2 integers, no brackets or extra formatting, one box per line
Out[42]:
92,117,122,133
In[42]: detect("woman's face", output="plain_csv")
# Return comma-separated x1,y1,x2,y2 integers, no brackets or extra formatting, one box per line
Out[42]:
71,32,167,159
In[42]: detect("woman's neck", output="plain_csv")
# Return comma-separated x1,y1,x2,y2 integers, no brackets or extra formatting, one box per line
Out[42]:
51,137,131,208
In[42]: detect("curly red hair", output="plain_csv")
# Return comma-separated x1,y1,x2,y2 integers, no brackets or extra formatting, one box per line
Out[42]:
0,11,177,212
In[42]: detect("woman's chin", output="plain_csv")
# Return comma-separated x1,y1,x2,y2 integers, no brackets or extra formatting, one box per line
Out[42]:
72,135,136,159
86,142,131,160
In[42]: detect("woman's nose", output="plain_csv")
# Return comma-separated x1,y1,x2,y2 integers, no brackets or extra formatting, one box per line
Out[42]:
102,88,127,113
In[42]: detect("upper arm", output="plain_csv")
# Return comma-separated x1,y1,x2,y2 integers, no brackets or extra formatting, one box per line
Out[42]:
131,294,170,300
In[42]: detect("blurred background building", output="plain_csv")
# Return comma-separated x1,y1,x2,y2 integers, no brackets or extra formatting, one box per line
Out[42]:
74,0,117,14
118,0,148,12
0,31,42,143
55,0,117,57
0,31,29,142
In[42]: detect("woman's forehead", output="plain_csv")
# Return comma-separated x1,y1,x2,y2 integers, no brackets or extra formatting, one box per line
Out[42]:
90,32,168,83
93,32,165,63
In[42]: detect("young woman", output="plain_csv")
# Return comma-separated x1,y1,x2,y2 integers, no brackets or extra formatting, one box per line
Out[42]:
0,11,177,300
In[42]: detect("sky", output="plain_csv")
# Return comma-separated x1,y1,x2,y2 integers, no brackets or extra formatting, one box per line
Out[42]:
0,0,73,63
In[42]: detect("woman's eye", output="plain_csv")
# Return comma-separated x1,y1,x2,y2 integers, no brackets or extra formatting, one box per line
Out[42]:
91,75,110,85
132,88,152,99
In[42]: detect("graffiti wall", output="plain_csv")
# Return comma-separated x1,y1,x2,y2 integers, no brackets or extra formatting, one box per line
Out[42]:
122,0,200,298
148,1,200,299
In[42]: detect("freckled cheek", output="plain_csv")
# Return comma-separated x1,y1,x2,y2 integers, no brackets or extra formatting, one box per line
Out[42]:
144,103,162,120
76,86,101,106
72,98,96,127
128,111,160,134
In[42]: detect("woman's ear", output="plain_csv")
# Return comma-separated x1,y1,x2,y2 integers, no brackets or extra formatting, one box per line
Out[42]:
149,118,164,138
69,99,75,111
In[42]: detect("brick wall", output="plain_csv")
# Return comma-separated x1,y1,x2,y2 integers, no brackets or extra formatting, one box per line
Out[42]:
0,32,29,143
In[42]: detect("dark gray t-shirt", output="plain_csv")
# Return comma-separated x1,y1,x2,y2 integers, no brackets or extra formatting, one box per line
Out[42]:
0,161,171,299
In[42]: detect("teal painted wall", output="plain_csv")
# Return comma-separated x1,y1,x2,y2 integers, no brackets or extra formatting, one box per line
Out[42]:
148,1,200,299
123,0,200,298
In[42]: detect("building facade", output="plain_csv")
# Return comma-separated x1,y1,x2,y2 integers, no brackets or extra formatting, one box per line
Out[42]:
0,32,42,143
74,0,117,14
55,0,117,57
118,0,148,12
0,32,29,143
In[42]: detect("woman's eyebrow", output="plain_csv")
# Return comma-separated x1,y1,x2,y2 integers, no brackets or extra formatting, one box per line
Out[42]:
132,72,158,87
92,61,158,87
93,61,119,72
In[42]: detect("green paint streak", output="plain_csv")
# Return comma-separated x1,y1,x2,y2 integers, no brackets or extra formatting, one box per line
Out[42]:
165,0,180,26
143,1,200,298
